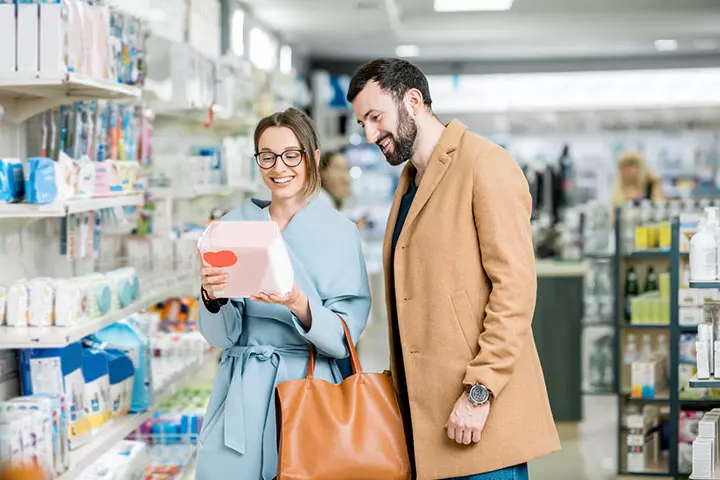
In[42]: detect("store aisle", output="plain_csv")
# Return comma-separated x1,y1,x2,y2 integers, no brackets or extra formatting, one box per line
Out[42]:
530,396,618,480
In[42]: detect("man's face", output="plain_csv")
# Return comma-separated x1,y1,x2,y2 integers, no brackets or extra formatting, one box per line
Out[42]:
351,81,418,166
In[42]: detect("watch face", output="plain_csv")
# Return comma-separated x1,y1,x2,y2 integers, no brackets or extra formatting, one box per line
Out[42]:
469,385,490,405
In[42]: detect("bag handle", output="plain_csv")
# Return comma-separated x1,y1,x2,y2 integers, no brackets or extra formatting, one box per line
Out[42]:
306,315,363,379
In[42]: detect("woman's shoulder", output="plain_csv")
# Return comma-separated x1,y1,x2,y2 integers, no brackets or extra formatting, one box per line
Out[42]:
221,198,266,221
307,198,360,239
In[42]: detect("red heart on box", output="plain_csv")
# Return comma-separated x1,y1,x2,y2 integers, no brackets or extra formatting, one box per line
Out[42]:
203,250,238,268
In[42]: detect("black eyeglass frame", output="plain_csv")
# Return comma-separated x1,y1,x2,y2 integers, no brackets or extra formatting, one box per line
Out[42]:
253,149,306,170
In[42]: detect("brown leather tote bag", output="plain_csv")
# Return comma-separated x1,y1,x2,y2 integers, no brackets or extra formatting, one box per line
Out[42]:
274,316,411,480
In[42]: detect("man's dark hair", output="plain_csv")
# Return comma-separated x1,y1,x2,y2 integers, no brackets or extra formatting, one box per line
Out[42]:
346,58,432,109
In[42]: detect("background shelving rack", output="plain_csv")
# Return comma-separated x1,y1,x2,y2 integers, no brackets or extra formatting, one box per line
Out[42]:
614,208,699,479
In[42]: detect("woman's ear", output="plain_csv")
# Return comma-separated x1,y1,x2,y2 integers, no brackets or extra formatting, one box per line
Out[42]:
314,149,321,167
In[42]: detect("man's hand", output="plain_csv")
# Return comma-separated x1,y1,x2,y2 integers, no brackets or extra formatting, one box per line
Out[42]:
445,391,490,445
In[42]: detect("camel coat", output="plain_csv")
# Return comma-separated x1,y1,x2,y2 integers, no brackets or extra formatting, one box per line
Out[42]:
383,120,560,480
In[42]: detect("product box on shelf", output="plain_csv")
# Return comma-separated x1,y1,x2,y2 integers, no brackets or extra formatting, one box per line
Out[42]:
81,347,112,433
16,2,39,74
20,343,92,451
626,405,662,473
631,360,666,399
0,3,16,73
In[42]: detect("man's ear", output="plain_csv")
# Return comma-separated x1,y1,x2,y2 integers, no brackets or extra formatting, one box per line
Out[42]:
406,88,424,116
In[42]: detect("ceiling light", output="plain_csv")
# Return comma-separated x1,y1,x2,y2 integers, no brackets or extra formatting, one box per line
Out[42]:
694,39,719,50
654,39,678,52
434,0,514,12
395,45,420,57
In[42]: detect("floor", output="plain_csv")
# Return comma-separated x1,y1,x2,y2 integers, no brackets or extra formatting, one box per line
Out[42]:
529,395,620,480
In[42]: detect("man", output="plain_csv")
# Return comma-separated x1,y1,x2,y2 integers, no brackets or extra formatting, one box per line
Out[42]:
347,58,560,480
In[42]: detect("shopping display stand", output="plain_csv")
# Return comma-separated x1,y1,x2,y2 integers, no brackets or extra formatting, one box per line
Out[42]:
613,209,711,479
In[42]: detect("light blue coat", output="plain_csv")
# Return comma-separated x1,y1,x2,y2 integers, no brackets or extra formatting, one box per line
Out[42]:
195,198,371,480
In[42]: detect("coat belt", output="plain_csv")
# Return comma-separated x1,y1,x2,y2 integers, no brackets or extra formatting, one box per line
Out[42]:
220,344,341,480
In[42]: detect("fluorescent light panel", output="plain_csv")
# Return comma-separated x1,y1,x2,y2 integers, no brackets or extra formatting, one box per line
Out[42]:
654,39,678,52
434,0,514,12
395,45,420,57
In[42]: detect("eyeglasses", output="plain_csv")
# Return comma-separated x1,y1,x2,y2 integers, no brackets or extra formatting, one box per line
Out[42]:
254,149,305,169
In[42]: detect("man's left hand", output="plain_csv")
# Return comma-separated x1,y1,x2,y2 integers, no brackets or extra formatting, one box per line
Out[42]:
445,391,490,445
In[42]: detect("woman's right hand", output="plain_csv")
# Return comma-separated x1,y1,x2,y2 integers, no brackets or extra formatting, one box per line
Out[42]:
200,261,229,300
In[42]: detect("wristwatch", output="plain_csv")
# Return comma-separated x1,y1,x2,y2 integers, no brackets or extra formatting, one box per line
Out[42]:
466,384,492,407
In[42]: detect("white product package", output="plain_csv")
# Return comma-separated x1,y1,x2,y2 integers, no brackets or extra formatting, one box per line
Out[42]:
28,278,56,327
55,279,85,327
197,220,294,299
6,281,29,327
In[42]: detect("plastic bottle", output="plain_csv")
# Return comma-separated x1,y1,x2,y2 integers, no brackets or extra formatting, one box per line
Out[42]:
690,217,717,281
640,334,654,361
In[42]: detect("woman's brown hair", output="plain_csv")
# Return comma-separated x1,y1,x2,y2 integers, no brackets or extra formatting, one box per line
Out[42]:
253,108,321,198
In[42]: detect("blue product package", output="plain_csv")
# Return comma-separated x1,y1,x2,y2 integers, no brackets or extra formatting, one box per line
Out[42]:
81,347,111,432
105,347,135,418
24,157,57,204
94,319,153,413
20,343,92,450
0,159,26,202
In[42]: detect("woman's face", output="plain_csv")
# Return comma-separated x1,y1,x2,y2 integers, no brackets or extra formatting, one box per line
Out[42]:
321,154,351,201
257,126,308,201
621,162,639,185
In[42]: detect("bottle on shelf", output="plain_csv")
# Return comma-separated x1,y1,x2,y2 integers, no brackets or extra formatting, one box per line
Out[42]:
640,334,654,361
644,265,658,292
655,334,670,378
690,207,719,282
625,266,639,321
623,333,640,392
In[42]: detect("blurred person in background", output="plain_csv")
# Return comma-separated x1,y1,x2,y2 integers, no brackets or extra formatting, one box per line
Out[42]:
195,108,371,480
318,150,352,211
611,150,665,206
348,58,559,480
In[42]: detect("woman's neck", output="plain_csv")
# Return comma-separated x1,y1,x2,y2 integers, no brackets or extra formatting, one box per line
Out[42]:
269,195,306,231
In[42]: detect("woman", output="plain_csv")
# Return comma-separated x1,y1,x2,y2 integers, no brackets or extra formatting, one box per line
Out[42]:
195,108,371,480
611,150,665,206
317,150,352,211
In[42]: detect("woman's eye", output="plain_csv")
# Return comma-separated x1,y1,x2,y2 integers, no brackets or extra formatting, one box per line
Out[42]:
285,153,300,160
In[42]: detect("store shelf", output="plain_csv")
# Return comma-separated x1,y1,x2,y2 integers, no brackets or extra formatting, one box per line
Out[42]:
57,349,220,480
0,73,141,123
689,281,720,289
626,396,670,404
150,103,257,132
690,377,720,388
0,195,144,219
621,323,670,330
149,182,258,200
625,250,671,259
0,271,193,349
681,325,699,333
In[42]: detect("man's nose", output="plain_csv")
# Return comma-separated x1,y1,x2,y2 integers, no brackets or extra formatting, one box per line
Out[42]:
364,125,379,144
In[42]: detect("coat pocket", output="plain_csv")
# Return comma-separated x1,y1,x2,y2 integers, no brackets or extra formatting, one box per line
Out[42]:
450,290,478,356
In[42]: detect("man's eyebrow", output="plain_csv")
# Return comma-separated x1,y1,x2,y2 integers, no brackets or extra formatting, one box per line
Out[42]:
357,109,378,124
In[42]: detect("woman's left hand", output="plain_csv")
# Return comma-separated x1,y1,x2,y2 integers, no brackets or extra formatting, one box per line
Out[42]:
251,283,312,329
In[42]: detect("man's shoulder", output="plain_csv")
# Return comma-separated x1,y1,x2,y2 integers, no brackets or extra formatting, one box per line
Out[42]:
457,130,503,157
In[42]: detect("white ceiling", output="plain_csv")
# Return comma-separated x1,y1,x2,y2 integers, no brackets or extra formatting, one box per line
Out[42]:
239,0,720,61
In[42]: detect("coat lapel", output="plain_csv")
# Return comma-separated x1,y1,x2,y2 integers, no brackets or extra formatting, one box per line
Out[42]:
395,120,468,249
382,163,411,278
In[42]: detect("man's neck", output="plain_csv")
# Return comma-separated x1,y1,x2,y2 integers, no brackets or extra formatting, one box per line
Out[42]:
410,116,446,183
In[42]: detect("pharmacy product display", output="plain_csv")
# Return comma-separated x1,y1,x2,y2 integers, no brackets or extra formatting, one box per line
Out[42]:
80,387,212,480
0,0,147,83
0,100,150,209
0,267,139,328
690,409,720,479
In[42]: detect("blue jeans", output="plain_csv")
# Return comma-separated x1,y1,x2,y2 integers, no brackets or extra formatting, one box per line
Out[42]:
445,463,529,480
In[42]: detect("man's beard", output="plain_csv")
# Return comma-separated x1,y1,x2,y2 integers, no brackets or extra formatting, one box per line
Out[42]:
378,104,417,166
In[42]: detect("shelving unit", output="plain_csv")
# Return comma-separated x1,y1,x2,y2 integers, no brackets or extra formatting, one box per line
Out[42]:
0,270,194,349
56,349,221,480
149,181,259,200
0,195,144,219
613,207,683,478
0,73,142,123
